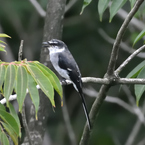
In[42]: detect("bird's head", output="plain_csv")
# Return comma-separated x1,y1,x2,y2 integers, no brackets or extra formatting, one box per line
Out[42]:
42,39,67,53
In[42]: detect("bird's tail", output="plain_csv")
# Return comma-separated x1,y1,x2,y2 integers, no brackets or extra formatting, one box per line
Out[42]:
79,91,91,130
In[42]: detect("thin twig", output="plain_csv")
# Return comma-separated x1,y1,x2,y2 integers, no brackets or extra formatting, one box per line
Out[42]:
28,0,46,17
84,87,145,123
98,28,145,59
79,85,110,145
115,45,145,75
21,104,33,145
62,92,77,145
107,0,144,76
18,40,32,145
65,0,78,12
125,119,142,145
125,100,145,145
18,40,24,61
117,8,145,31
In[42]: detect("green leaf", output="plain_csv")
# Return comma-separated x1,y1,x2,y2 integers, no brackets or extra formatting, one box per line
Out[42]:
134,66,145,105
98,0,110,21
0,40,6,44
4,64,16,106
129,0,136,9
0,130,9,145
133,29,145,46
26,64,55,106
16,66,28,112
27,73,39,119
0,64,6,89
34,62,63,104
109,0,127,22
0,103,6,111
0,33,11,38
80,0,92,15
0,44,6,52
9,103,21,137
1,122,18,145
0,109,19,136
126,60,145,78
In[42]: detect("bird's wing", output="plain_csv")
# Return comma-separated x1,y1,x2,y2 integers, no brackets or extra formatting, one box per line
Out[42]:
58,52,82,90
58,52,91,129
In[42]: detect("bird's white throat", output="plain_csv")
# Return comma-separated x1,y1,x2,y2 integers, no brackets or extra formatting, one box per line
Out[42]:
48,47,65,54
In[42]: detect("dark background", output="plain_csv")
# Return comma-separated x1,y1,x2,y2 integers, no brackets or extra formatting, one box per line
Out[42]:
0,0,145,144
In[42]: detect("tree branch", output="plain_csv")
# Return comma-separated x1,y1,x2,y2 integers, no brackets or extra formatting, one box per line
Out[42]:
117,8,145,31
28,0,46,17
98,28,145,59
107,0,144,76
115,44,145,75
2,77,145,105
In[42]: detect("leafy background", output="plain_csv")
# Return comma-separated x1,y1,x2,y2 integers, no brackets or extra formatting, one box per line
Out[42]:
0,0,145,144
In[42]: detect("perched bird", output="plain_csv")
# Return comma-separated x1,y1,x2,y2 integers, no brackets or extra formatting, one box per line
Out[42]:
42,39,91,129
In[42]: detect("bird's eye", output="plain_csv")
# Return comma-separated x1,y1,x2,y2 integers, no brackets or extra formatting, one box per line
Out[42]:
49,41,58,45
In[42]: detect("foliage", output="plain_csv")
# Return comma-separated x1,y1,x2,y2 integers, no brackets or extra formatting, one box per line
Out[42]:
0,33,11,52
0,33,63,145
126,60,145,105
0,59,63,144
133,28,145,46
82,0,136,21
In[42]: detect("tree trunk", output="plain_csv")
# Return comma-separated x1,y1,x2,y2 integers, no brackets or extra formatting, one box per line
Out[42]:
21,0,66,144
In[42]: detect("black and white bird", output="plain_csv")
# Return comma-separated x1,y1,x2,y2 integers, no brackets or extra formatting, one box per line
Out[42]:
42,39,91,129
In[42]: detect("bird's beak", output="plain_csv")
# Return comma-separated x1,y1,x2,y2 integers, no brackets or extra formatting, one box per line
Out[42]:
42,42,49,47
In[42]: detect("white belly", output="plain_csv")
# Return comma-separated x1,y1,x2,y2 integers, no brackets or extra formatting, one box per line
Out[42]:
49,53,70,80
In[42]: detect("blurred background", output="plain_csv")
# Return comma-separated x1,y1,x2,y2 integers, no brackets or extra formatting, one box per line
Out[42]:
0,0,145,145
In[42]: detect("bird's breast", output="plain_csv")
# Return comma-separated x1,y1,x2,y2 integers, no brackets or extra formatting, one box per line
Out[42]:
49,52,70,80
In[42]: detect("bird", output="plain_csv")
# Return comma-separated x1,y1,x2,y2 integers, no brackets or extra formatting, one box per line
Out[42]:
42,39,91,130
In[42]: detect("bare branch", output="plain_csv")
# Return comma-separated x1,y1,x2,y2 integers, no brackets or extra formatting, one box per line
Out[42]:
2,77,145,105
18,40,24,61
107,0,144,76
115,44,145,75
98,28,145,59
79,85,110,145
117,8,145,31
62,95,77,145
84,87,145,123
125,119,142,145
28,0,46,17
21,104,33,145
65,0,77,12
125,101,145,145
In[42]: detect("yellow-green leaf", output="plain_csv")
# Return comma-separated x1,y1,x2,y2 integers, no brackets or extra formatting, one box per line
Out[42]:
4,64,16,106
28,73,40,119
9,103,21,137
0,44,6,52
98,0,110,21
126,60,145,78
0,109,19,137
0,103,6,111
26,64,55,106
0,33,11,38
0,40,6,44
134,66,145,106
1,122,18,145
16,66,28,112
0,64,6,89
80,0,92,14
133,28,145,46
109,0,127,22
34,62,63,104
0,130,9,145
